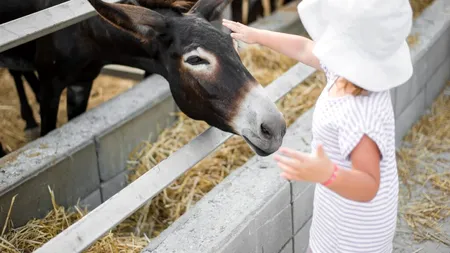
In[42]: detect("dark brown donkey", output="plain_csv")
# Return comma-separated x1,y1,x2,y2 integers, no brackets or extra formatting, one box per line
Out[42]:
0,0,286,157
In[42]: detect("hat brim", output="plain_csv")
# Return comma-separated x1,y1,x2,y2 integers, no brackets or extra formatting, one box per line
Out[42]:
312,26,413,92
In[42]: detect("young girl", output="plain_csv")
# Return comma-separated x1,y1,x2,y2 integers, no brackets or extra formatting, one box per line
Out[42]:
223,0,413,252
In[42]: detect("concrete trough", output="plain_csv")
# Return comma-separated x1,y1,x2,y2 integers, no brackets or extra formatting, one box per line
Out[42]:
0,74,177,228
142,0,450,252
0,1,301,230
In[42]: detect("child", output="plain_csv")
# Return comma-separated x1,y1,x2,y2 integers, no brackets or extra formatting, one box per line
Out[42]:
223,0,413,252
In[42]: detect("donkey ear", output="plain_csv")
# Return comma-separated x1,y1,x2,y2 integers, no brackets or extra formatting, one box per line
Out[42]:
88,0,167,41
188,0,232,22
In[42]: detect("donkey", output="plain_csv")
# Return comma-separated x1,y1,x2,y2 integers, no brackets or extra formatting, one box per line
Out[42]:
7,70,41,132
0,43,41,158
0,39,42,136
0,0,287,156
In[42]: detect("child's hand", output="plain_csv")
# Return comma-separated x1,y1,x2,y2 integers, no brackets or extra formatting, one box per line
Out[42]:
222,19,260,44
274,144,334,184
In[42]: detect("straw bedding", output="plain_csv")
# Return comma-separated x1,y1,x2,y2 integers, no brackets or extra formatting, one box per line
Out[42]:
0,0,441,252
396,85,450,245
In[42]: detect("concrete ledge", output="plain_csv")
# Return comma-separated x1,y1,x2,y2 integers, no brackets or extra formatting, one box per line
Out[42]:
0,74,175,228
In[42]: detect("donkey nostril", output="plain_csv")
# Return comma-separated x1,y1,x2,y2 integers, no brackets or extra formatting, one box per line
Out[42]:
260,123,272,138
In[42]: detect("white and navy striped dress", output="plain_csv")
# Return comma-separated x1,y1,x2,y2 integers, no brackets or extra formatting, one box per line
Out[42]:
308,63,399,253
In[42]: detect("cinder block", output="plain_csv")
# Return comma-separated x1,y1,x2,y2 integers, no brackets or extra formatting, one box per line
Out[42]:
254,183,291,229
0,142,100,228
409,51,430,104
395,89,426,146
389,88,397,113
291,181,314,202
396,14,450,117
78,189,102,211
256,204,292,253
280,239,294,253
292,184,315,232
96,96,176,181
424,27,450,81
395,78,414,117
294,218,312,253
425,56,450,109
219,220,257,253
100,170,129,201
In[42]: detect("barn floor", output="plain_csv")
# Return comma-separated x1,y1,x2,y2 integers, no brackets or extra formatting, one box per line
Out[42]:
393,83,450,252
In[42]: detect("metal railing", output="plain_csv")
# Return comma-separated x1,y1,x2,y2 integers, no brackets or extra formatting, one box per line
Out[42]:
0,0,314,252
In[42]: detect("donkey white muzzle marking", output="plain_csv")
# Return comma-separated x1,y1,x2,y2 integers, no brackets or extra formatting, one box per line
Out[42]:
232,85,287,156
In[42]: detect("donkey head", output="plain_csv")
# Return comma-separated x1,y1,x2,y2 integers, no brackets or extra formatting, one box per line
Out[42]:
88,0,286,156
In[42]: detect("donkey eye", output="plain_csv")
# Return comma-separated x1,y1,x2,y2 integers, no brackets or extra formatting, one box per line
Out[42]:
185,56,209,65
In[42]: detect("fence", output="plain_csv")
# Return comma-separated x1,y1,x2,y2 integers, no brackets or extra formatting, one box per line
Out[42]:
1,0,449,252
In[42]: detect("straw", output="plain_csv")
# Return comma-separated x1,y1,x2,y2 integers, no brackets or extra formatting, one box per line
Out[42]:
396,84,450,245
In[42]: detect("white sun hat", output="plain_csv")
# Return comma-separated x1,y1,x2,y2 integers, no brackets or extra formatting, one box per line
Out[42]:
297,0,414,92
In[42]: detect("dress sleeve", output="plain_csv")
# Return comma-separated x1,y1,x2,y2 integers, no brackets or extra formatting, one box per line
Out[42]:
337,97,388,162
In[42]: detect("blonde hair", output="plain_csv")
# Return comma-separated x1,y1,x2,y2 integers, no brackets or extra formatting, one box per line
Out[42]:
337,78,367,96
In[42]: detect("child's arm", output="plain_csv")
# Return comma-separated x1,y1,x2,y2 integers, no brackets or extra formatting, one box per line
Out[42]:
326,135,381,202
274,135,381,203
222,19,322,70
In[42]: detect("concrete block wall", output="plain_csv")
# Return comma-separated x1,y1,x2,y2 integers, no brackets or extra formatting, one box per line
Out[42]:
0,74,177,228
391,0,450,146
142,1,450,252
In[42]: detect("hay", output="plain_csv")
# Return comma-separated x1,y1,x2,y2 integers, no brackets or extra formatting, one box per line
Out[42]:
406,0,437,46
0,187,149,253
0,72,138,153
410,0,436,19
0,0,439,251
397,81,450,245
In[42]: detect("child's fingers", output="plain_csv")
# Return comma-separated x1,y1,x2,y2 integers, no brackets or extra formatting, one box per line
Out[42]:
273,154,301,168
278,147,306,161
223,19,244,27
277,162,303,176
222,20,241,31
230,33,244,41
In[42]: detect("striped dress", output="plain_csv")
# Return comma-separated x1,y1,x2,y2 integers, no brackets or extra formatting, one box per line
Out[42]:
308,63,399,253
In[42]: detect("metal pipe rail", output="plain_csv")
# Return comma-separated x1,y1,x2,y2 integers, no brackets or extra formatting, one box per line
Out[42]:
0,0,119,53
33,62,316,253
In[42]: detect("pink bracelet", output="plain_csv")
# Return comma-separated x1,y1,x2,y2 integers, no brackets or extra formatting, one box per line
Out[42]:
321,163,339,186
